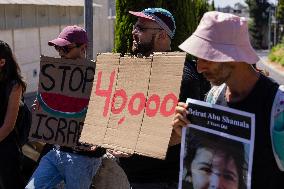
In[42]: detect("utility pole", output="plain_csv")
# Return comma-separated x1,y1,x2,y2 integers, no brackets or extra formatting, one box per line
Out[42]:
84,0,93,60
272,2,278,46
268,6,272,50
274,0,279,45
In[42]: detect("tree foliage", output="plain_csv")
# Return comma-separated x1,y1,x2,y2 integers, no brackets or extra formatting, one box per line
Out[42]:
115,0,210,54
245,0,271,49
210,0,216,11
277,0,284,24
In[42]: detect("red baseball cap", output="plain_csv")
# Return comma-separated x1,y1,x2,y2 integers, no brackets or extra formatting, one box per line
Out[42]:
48,25,88,47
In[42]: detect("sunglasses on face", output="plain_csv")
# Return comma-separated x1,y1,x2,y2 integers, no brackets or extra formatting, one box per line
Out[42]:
54,44,82,54
133,25,163,32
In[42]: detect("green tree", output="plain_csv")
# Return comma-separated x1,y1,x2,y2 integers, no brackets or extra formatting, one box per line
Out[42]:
246,0,271,49
156,0,210,50
210,0,216,11
276,0,284,43
277,0,284,24
115,0,210,54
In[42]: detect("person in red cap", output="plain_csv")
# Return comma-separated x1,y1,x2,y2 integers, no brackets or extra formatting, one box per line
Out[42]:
113,8,210,189
173,11,284,189
48,25,88,59
26,25,104,189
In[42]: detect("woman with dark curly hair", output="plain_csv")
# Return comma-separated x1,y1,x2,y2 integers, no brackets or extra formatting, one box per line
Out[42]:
182,128,247,189
0,40,26,188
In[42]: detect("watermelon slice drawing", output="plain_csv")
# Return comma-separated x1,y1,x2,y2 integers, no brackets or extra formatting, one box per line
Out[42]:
37,92,89,118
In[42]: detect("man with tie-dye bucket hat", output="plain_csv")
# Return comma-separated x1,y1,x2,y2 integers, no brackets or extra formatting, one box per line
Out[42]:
173,11,284,189
129,7,176,57
109,7,210,189
115,8,179,189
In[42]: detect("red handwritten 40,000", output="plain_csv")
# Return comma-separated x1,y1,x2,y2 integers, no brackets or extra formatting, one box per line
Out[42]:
95,70,178,125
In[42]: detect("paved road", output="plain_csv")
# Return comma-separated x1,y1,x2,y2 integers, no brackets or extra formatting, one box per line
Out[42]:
256,50,284,84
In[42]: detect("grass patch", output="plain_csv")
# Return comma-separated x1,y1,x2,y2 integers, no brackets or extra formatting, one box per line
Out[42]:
269,44,284,66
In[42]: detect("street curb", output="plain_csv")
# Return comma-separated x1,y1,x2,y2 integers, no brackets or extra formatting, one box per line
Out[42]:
259,57,284,77
256,49,284,84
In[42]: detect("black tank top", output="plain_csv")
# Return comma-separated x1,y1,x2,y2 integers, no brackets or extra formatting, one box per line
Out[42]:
0,81,19,152
225,74,283,188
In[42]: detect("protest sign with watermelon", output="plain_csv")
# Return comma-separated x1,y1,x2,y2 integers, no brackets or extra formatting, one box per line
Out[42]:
29,56,95,147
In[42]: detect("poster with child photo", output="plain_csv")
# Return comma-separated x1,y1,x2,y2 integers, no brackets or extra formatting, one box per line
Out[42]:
179,99,255,189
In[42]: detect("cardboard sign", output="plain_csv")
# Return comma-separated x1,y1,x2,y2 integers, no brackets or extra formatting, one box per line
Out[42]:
80,52,186,159
29,56,95,148
179,99,255,189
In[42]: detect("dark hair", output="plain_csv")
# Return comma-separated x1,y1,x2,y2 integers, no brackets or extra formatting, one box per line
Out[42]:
184,128,247,189
0,40,26,92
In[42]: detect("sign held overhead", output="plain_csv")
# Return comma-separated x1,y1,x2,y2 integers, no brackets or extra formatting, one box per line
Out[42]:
80,52,186,159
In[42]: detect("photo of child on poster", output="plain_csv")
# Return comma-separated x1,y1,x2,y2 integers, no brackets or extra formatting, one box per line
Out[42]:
179,99,255,189
181,128,248,189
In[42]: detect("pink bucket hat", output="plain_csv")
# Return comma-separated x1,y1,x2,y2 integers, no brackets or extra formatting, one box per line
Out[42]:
179,11,259,64
48,25,88,47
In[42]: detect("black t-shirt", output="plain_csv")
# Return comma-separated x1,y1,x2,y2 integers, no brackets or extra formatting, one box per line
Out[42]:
179,59,211,102
119,59,211,183
119,144,180,183
220,74,283,189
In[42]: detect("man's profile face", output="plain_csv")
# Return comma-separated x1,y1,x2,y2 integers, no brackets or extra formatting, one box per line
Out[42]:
132,18,162,56
190,148,239,189
196,59,235,86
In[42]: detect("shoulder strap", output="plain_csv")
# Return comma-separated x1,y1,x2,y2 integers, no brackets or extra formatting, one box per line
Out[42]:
5,81,24,104
4,81,25,148
205,83,226,105
3,82,13,111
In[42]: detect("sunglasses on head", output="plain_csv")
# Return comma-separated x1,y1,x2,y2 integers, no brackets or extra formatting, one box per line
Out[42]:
54,43,82,54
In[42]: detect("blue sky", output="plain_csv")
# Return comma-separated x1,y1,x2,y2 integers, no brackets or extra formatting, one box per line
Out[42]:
212,0,277,8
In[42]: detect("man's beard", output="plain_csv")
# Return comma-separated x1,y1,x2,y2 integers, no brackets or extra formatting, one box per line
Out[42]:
132,37,154,56
204,63,234,86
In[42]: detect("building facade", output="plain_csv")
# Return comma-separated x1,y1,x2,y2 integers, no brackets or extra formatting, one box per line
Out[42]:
0,0,115,94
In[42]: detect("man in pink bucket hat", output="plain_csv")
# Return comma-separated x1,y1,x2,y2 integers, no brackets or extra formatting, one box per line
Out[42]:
114,7,211,189
172,11,284,189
